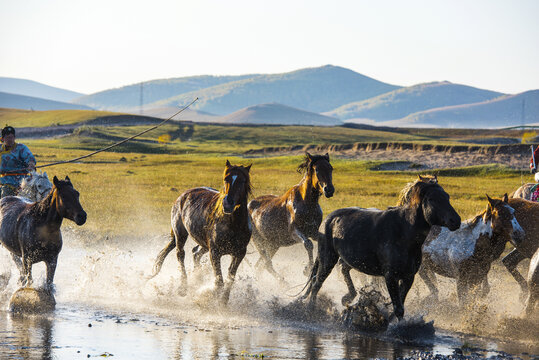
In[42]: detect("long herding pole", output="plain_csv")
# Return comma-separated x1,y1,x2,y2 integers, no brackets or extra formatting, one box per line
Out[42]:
37,97,198,169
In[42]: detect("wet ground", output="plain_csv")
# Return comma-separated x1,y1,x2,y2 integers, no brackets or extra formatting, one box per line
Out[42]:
1,233,538,360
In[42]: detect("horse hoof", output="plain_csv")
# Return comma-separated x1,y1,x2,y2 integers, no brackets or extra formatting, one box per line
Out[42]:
9,287,56,313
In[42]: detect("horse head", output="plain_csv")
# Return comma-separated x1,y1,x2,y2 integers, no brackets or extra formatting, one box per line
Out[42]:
409,182,461,231
222,160,252,214
52,176,87,225
300,152,334,198
486,193,525,247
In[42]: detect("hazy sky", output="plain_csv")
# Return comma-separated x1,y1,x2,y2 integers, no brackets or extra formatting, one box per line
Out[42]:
1,0,537,95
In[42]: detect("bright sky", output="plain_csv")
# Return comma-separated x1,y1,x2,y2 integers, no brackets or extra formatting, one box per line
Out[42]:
1,0,537,95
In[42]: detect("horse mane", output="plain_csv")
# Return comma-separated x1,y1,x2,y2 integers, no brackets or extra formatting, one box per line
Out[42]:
406,181,441,209
28,186,56,219
297,154,328,174
396,175,438,206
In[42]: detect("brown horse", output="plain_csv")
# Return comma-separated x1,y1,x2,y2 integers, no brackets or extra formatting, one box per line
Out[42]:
0,176,87,292
420,194,525,305
302,181,461,321
150,160,252,303
248,153,334,281
500,198,539,300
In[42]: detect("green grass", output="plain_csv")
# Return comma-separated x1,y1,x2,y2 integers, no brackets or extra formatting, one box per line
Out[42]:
0,108,119,127
1,109,532,239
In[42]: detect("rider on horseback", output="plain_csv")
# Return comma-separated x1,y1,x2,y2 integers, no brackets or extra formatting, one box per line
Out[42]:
0,126,36,198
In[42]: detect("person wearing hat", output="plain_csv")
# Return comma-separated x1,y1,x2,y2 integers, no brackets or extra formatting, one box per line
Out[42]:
0,125,36,198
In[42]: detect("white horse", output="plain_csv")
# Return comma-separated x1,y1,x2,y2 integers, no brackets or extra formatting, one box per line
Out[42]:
18,171,53,202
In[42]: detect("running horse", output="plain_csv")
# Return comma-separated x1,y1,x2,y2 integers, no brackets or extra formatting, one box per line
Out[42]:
499,198,539,301
0,176,87,292
420,194,525,305
248,152,334,281
302,181,461,321
150,160,252,304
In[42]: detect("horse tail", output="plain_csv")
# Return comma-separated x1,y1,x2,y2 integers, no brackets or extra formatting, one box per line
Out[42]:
148,230,176,280
293,258,319,299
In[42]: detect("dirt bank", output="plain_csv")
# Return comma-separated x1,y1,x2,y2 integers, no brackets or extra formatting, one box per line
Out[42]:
245,142,535,170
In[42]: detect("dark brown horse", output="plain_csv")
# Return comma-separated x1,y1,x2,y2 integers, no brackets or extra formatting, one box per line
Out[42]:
302,181,461,321
248,153,334,280
420,194,525,304
150,160,252,303
0,176,87,292
500,198,539,300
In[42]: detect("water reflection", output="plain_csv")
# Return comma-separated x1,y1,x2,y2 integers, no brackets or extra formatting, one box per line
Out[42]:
1,312,54,360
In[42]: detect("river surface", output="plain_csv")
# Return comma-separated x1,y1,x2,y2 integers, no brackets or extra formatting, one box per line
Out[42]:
1,233,538,359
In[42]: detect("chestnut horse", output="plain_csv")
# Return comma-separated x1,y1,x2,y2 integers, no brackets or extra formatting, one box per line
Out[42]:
420,194,525,304
150,160,252,303
0,176,87,292
302,181,461,321
248,153,334,281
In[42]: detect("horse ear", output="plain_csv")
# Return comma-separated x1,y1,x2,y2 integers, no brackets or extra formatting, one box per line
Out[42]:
245,164,252,172
306,152,313,161
53,176,59,187
65,175,71,182
324,152,330,160
226,159,231,167
433,175,438,182
418,175,424,181
503,193,509,203
43,172,48,179
486,194,495,208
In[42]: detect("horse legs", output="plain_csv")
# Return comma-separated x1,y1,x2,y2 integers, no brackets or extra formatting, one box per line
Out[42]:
340,260,357,306
502,248,528,301
10,253,25,285
418,265,439,301
173,225,189,296
222,248,247,304
192,245,208,269
44,256,58,294
306,248,339,309
21,254,33,287
290,227,314,276
384,272,413,321
209,248,224,290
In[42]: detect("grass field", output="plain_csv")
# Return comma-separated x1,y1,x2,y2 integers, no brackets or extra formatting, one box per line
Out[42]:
1,108,534,239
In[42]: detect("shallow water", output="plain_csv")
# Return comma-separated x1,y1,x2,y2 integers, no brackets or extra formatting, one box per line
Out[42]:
1,230,538,359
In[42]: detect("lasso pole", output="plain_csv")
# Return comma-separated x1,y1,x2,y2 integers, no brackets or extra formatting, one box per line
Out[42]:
37,98,198,169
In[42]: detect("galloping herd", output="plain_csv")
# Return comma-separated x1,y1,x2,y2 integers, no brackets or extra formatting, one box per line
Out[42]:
1,153,538,321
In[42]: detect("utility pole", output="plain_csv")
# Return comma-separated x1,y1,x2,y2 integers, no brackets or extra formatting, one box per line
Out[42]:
139,82,144,115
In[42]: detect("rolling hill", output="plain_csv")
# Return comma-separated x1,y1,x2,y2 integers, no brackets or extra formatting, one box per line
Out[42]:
74,75,256,111
326,81,504,121
378,90,539,128
0,77,84,102
217,103,341,126
141,65,401,115
0,92,93,111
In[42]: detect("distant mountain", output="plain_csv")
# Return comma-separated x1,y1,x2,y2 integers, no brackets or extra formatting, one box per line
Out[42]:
326,81,503,121
74,75,256,111
0,91,93,111
217,103,341,126
146,65,400,115
378,90,539,128
136,106,219,122
0,77,84,102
